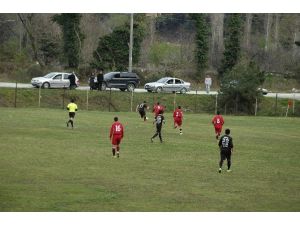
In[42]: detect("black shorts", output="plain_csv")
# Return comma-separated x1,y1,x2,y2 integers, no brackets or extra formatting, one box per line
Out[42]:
139,110,145,118
69,112,76,118
220,150,231,161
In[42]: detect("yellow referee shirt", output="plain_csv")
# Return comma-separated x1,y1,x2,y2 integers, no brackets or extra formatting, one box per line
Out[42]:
67,103,78,112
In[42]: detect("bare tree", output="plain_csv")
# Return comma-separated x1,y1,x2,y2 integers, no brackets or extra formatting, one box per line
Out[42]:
210,13,224,68
18,14,44,67
244,13,253,50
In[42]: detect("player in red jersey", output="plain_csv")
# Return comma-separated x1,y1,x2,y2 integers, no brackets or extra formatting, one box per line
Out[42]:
109,116,124,158
212,111,224,140
152,102,164,118
173,105,183,135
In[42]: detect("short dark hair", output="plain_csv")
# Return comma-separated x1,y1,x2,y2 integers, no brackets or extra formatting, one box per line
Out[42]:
71,99,74,103
143,100,146,103
114,117,118,122
225,129,230,135
217,111,220,115
157,102,160,105
178,106,181,109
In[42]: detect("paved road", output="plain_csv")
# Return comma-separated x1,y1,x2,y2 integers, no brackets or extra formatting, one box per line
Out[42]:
0,82,299,99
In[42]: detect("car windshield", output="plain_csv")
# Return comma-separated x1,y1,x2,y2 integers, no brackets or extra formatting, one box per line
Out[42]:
156,78,169,83
44,73,57,78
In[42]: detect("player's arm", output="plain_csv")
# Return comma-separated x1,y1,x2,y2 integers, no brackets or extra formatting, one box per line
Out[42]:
75,104,78,111
109,126,113,139
218,138,222,148
135,105,138,112
230,138,234,153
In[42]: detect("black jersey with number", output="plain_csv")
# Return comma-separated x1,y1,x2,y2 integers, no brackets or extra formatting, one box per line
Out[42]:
138,103,147,112
155,114,164,127
218,134,233,151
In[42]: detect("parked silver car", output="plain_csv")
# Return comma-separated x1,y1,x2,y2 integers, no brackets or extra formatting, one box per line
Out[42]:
31,72,79,88
144,77,191,94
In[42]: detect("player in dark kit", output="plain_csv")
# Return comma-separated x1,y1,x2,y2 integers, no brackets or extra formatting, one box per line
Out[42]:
109,117,124,158
151,110,165,143
218,128,234,173
136,101,149,121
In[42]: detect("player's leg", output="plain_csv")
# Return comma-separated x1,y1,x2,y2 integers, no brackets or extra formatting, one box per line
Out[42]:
219,151,226,173
174,120,177,129
112,146,116,157
215,127,221,139
116,138,121,158
158,126,163,143
111,136,117,157
226,152,232,172
178,120,183,134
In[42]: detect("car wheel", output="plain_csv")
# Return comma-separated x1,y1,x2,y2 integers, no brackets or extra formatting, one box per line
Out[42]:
127,83,135,92
180,88,187,94
147,90,152,93
101,83,107,91
156,87,162,93
120,88,126,92
42,82,50,89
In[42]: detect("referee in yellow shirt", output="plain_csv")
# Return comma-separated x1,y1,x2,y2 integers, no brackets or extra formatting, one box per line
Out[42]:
66,99,78,128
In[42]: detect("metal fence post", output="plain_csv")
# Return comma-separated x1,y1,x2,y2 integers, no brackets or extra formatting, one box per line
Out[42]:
255,98,258,116
109,88,112,112
38,86,41,108
275,93,278,115
215,94,218,114
130,89,134,112
86,89,89,111
14,82,17,108
62,87,66,109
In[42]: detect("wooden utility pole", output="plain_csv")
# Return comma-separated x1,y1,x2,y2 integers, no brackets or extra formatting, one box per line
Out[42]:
129,13,133,72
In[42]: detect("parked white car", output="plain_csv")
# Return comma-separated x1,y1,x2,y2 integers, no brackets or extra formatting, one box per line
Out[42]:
144,77,191,94
31,72,79,89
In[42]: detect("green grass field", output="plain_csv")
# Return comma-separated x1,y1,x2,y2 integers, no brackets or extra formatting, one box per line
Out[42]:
0,107,299,211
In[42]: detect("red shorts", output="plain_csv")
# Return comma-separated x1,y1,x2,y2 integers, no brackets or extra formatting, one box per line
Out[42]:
174,118,182,126
111,135,122,145
214,126,222,134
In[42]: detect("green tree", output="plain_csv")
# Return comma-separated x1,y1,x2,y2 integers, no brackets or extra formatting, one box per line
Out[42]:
190,14,209,80
39,33,61,66
219,14,243,78
92,14,146,71
52,14,84,69
219,60,265,114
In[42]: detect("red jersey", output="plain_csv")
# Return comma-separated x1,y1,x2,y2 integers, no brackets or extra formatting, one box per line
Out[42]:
153,105,164,117
173,109,183,120
212,115,224,128
110,122,124,138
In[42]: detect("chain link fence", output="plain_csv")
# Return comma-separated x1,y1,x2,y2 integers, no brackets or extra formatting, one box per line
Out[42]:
0,86,299,117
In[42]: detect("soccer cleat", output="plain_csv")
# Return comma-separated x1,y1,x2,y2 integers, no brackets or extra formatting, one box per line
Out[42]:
216,135,218,140
218,168,222,173
112,155,116,158
150,138,153,143
227,170,231,173
180,132,183,135
116,152,120,158
66,122,69,127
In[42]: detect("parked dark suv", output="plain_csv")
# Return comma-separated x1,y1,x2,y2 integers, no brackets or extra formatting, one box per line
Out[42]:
101,72,140,92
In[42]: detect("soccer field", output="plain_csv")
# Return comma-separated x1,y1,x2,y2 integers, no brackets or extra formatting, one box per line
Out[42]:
0,108,299,211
